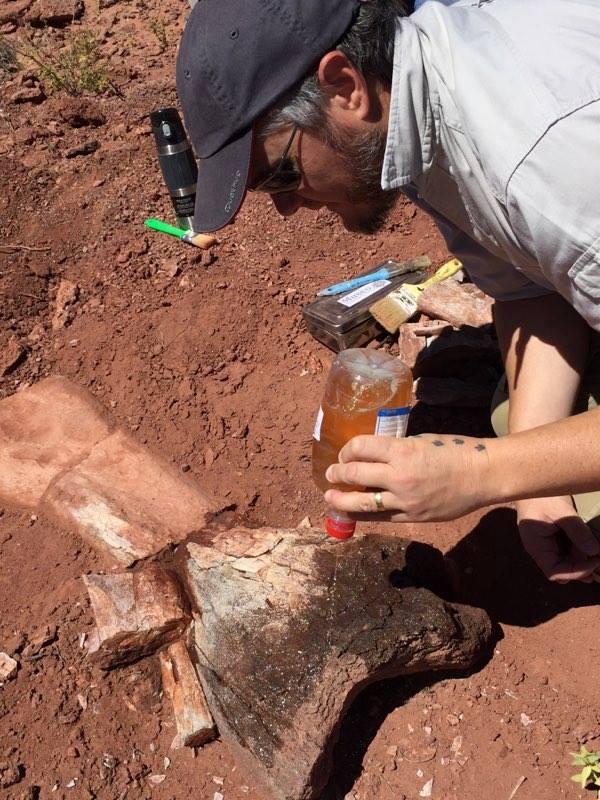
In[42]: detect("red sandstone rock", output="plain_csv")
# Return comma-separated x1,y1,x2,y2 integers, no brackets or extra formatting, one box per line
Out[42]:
159,640,216,749
0,377,114,508
41,429,217,565
416,281,493,329
0,335,26,376
84,566,189,668
51,279,79,330
0,653,18,682
27,0,83,25
397,324,428,370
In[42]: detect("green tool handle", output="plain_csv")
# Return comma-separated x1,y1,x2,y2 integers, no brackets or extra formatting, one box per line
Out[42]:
144,218,186,239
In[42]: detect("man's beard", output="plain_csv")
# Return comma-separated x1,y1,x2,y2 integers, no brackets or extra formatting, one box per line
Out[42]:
327,125,401,234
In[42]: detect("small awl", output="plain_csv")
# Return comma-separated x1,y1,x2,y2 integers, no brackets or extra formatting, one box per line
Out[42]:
317,255,431,296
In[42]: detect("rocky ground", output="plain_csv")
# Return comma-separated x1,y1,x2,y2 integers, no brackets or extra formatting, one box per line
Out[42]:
0,1,598,799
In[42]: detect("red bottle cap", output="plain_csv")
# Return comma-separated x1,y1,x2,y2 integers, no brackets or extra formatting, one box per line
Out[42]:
325,514,356,540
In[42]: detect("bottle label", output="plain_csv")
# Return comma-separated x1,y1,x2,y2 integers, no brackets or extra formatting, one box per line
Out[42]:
313,406,324,441
337,279,391,307
374,406,411,437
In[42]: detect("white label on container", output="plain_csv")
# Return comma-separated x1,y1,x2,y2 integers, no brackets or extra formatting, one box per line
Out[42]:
374,406,411,438
313,406,324,441
337,279,391,308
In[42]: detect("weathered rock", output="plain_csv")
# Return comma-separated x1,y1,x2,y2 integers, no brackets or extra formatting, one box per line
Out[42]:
410,320,453,337
0,377,114,508
397,324,428,370
417,281,494,329
9,85,45,104
184,527,492,800
27,0,84,26
0,759,23,789
159,640,216,749
84,566,189,668
0,335,26,376
42,428,217,565
21,624,57,658
415,377,496,408
64,139,100,159
57,97,106,128
0,652,18,682
0,0,34,25
51,279,79,330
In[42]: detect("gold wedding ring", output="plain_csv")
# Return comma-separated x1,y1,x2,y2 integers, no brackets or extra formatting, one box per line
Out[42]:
373,491,384,511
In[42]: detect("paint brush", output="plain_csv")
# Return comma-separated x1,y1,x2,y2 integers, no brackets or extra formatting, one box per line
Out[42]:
317,255,432,296
369,258,463,333
144,218,217,250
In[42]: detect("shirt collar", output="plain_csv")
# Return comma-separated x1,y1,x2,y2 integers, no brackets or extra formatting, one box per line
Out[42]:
381,16,436,190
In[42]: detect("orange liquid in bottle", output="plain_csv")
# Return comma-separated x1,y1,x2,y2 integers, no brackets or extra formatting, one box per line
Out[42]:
312,350,413,495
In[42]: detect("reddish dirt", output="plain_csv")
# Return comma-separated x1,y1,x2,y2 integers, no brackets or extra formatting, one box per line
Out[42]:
0,4,598,800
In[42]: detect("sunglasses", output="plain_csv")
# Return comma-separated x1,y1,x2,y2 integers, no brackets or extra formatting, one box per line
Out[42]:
249,125,302,195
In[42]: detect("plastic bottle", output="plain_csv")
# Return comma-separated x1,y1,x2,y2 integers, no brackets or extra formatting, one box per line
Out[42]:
312,349,413,539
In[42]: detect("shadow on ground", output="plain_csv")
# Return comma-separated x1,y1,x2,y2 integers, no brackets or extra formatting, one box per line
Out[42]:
447,507,600,626
321,667,475,800
321,506,599,798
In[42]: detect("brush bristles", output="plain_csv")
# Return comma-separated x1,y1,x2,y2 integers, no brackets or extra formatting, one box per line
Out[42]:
369,290,417,334
190,232,217,249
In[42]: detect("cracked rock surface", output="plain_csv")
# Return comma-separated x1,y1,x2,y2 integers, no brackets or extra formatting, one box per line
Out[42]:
184,527,493,800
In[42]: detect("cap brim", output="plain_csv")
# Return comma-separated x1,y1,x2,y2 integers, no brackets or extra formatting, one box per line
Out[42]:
192,126,252,233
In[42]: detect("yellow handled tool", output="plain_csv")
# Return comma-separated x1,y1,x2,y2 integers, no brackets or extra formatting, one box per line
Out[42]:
369,258,463,333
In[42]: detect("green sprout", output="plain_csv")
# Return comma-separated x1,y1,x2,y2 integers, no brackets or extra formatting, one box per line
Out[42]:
571,747,600,797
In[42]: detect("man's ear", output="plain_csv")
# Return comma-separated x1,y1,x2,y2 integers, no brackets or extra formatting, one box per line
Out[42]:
316,50,372,123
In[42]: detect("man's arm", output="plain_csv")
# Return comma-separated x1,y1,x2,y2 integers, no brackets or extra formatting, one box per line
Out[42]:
324,292,600,580
492,293,599,580
493,292,590,432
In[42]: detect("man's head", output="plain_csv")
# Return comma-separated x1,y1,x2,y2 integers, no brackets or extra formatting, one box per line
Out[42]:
177,0,410,234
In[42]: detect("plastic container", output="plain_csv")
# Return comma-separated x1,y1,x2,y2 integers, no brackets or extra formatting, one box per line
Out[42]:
302,260,426,352
312,349,413,539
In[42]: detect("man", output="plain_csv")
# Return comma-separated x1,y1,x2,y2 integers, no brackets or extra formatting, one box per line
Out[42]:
176,0,600,582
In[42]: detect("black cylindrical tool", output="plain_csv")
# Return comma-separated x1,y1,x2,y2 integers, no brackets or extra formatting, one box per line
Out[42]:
150,107,198,231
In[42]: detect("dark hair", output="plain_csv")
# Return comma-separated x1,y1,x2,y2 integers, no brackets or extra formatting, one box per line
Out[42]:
261,0,412,137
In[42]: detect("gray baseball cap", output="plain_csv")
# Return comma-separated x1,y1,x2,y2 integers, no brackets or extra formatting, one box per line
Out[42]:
176,0,362,233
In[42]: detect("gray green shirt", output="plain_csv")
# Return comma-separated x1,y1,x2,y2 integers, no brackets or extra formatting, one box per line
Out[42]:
382,0,600,329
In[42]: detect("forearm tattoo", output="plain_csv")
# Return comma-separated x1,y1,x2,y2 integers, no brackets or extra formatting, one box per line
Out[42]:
411,434,487,452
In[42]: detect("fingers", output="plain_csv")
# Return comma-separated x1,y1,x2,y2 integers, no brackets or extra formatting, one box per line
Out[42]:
325,460,391,490
546,556,600,583
323,488,404,516
519,520,600,582
337,435,397,465
560,515,600,557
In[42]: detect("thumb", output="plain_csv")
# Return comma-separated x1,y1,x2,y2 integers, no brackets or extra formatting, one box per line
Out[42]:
560,515,600,557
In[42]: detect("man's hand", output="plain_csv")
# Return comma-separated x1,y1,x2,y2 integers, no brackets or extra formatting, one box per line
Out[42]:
323,433,492,522
517,496,600,583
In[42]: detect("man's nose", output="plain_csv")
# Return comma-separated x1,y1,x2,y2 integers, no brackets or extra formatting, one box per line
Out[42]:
270,192,302,217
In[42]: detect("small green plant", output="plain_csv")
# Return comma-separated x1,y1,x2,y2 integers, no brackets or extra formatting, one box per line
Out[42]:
9,31,114,95
148,18,168,51
39,30,109,94
0,36,19,82
571,746,600,797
